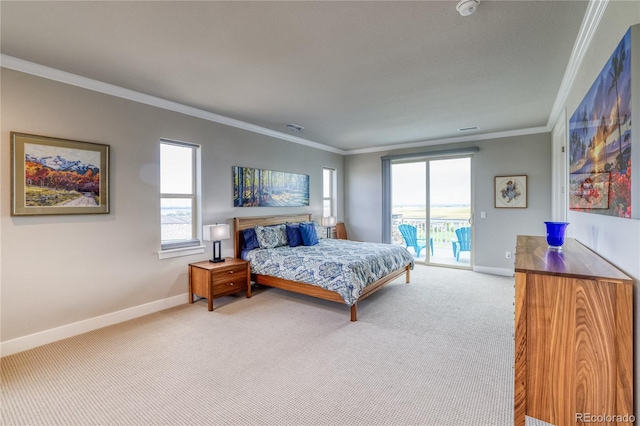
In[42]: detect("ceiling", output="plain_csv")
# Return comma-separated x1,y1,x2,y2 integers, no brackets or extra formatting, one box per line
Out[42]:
1,1,589,153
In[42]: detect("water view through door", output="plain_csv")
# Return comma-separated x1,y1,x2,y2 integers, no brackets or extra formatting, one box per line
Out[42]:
392,157,471,268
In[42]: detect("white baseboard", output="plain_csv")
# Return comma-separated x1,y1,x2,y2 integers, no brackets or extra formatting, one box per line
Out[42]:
473,265,515,277
1,293,189,358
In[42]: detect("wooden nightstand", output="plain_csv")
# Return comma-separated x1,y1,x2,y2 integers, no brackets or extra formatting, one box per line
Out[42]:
188,258,251,311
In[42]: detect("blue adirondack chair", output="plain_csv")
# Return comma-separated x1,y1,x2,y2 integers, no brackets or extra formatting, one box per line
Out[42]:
398,224,433,257
452,227,471,261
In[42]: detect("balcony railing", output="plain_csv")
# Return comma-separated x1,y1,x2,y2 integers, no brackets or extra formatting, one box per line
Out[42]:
392,215,470,247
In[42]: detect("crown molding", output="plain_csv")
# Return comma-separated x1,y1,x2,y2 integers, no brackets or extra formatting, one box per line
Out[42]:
344,126,551,155
546,0,609,130
0,54,347,155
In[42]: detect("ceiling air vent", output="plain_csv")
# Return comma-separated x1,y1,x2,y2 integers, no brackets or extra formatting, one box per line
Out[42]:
458,126,480,132
284,123,304,132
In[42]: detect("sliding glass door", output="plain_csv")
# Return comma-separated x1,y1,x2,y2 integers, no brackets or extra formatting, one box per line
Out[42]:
429,157,471,267
391,156,472,268
392,161,427,260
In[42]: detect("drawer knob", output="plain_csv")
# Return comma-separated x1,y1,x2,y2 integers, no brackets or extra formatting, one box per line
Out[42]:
228,282,234,286
229,270,234,274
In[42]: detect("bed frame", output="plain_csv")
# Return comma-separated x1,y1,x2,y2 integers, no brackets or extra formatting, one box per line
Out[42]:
234,214,411,321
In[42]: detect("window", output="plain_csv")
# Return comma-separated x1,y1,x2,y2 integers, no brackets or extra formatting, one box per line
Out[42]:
160,139,199,251
323,168,336,217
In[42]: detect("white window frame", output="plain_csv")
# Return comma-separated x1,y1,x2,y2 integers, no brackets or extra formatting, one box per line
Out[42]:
158,139,204,259
323,167,337,218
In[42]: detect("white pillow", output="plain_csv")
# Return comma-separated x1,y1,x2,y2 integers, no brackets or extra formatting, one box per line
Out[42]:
255,224,288,248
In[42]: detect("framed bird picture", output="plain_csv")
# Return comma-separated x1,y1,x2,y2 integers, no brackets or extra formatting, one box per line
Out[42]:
495,175,527,208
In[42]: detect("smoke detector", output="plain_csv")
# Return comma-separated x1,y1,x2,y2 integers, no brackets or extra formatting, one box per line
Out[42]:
456,0,480,16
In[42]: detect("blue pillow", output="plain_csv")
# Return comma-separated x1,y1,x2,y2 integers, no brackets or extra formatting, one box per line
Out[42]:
299,222,318,246
300,221,326,239
242,228,260,250
286,224,303,247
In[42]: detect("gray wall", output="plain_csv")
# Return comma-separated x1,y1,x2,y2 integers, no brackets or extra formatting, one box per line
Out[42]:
560,3,639,415
345,133,552,273
0,69,343,343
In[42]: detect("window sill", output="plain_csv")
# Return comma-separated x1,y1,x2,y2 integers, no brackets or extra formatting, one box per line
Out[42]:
158,245,205,260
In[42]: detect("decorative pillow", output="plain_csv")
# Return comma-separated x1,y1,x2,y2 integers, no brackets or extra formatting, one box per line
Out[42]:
242,228,260,250
299,221,326,239
299,222,319,246
285,224,303,247
314,221,327,239
255,224,288,248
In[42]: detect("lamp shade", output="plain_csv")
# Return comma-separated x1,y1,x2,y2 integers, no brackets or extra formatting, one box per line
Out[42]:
322,216,337,227
203,224,230,241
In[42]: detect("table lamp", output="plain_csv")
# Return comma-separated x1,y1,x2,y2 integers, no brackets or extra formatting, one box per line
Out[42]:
203,223,230,263
321,216,337,238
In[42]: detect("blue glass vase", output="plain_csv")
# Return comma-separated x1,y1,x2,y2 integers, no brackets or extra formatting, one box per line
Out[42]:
544,222,569,249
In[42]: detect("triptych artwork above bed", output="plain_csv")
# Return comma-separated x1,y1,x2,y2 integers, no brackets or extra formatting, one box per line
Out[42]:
232,166,309,207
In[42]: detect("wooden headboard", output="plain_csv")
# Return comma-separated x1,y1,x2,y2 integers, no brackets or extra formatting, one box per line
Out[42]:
233,214,312,258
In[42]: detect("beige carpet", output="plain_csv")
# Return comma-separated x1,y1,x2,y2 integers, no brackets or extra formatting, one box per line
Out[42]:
1,265,515,425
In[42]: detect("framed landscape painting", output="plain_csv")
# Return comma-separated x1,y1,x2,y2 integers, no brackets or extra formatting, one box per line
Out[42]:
495,175,527,208
233,166,309,207
11,132,110,216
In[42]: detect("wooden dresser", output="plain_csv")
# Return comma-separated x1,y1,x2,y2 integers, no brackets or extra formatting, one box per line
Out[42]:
514,235,634,426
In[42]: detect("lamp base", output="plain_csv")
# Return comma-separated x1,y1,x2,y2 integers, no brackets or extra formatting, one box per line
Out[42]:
210,240,225,263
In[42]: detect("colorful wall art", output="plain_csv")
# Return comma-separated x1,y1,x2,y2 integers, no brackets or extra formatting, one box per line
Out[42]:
11,132,110,216
569,28,631,217
233,166,309,207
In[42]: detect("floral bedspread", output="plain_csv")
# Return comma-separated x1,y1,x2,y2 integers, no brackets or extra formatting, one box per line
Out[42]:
243,239,414,306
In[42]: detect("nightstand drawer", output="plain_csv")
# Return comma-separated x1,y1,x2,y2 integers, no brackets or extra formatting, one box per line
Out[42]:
212,275,247,295
211,264,248,283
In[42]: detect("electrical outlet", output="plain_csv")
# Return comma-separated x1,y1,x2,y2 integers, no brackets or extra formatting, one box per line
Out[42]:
505,251,512,259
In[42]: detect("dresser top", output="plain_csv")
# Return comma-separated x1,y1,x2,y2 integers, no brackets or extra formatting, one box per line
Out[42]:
515,235,633,284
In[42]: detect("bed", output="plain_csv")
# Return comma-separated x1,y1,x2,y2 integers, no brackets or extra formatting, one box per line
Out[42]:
234,214,414,321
